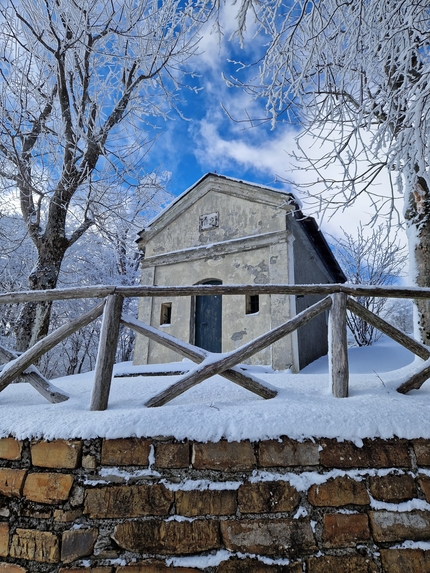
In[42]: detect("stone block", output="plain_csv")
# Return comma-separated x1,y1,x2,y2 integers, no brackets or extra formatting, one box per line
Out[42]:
19,508,51,519
369,474,417,503
369,510,430,542
0,523,8,557
0,564,27,573
217,558,302,572
258,438,319,467
419,476,430,502
53,509,82,522
61,528,98,563
112,520,220,554
192,441,256,471
101,438,150,466
220,518,316,556
84,484,173,518
59,569,112,573
413,439,430,466
320,439,410,469
23,472,74,504
69,485,84,507
307,555,378,573
322,513,370,547
30,440,82,469
154,442,190,468
0,468,27,497
176,489,236,516
0,438,22,461
308,476,369,507
380,548,430,572
82,455,97,470
238,481,300,513
10,528,59,563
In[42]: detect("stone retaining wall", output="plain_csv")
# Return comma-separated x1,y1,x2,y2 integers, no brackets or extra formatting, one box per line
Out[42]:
1,436,430,572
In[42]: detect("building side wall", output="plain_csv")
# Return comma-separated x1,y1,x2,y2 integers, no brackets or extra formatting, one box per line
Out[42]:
288,217,336,369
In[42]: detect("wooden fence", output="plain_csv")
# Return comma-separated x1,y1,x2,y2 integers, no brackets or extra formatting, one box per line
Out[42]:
0,283,429,410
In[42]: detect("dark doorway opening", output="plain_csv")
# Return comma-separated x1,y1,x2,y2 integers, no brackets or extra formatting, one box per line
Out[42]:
194,279,222,353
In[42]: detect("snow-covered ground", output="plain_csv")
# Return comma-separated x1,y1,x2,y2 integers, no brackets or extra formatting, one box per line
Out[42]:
0,336,428,444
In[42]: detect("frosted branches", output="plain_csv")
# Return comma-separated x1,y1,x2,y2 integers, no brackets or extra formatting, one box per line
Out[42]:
332,223,408,346
223,0,430,218
0,0,213,349
0,0,210,245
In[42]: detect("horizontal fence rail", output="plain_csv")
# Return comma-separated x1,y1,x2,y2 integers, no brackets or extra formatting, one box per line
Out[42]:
0,283,428,410
3,283,430,303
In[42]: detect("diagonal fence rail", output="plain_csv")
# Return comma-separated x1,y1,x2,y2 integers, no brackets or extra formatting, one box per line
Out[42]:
0,283,429,409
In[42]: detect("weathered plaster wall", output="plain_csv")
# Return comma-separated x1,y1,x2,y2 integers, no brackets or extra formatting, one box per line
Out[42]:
1,435,430,572
140,242,293,369
148,248,271,364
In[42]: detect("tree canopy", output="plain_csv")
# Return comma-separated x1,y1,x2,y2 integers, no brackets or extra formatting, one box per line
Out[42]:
0,0,210,349
226,0,430,341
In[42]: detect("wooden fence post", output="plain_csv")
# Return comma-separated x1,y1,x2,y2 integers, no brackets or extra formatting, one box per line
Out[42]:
90,294,123,411
329,292,349,398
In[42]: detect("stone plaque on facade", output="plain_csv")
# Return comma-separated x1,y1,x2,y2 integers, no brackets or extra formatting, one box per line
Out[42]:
199,212,219,231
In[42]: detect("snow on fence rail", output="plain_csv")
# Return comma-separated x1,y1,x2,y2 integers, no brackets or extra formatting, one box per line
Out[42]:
0,283,429,410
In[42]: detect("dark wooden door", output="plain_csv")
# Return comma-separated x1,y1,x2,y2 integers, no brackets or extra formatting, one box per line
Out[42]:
195,280,222,353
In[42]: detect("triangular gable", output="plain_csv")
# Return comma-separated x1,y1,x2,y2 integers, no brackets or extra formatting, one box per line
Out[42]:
137,173,296,246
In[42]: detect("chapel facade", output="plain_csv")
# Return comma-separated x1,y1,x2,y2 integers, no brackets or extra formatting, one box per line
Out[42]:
133,173,345,371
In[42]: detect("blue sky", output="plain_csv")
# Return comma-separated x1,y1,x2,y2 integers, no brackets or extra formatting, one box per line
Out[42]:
145,8,298,197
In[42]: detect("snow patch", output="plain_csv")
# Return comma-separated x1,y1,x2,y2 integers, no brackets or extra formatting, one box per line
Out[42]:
97,467,161,481
164,479,242,492
369,497,430,512
394,541,430,550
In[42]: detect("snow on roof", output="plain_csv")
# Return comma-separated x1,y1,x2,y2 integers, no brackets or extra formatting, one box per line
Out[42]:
0,337,428,444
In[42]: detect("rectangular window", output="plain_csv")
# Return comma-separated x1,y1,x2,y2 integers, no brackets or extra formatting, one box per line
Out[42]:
246,294,259,315
160,302,172,325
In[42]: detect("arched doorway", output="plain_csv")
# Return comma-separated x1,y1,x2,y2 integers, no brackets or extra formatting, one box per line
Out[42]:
194,279,222,353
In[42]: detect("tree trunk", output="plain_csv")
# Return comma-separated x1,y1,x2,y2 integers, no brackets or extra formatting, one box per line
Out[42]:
15,246,66,352
404,175,430,345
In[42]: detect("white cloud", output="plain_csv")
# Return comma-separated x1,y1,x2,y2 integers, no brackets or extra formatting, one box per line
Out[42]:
194,118,295,175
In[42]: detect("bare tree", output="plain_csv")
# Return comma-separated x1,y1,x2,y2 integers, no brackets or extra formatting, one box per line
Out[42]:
0,210,35,347
332,224,408,346
224,0,430,342
0,175,170,376
0,0,209,351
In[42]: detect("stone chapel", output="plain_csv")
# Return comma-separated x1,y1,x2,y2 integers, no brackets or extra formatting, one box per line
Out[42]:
133,173,345,371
